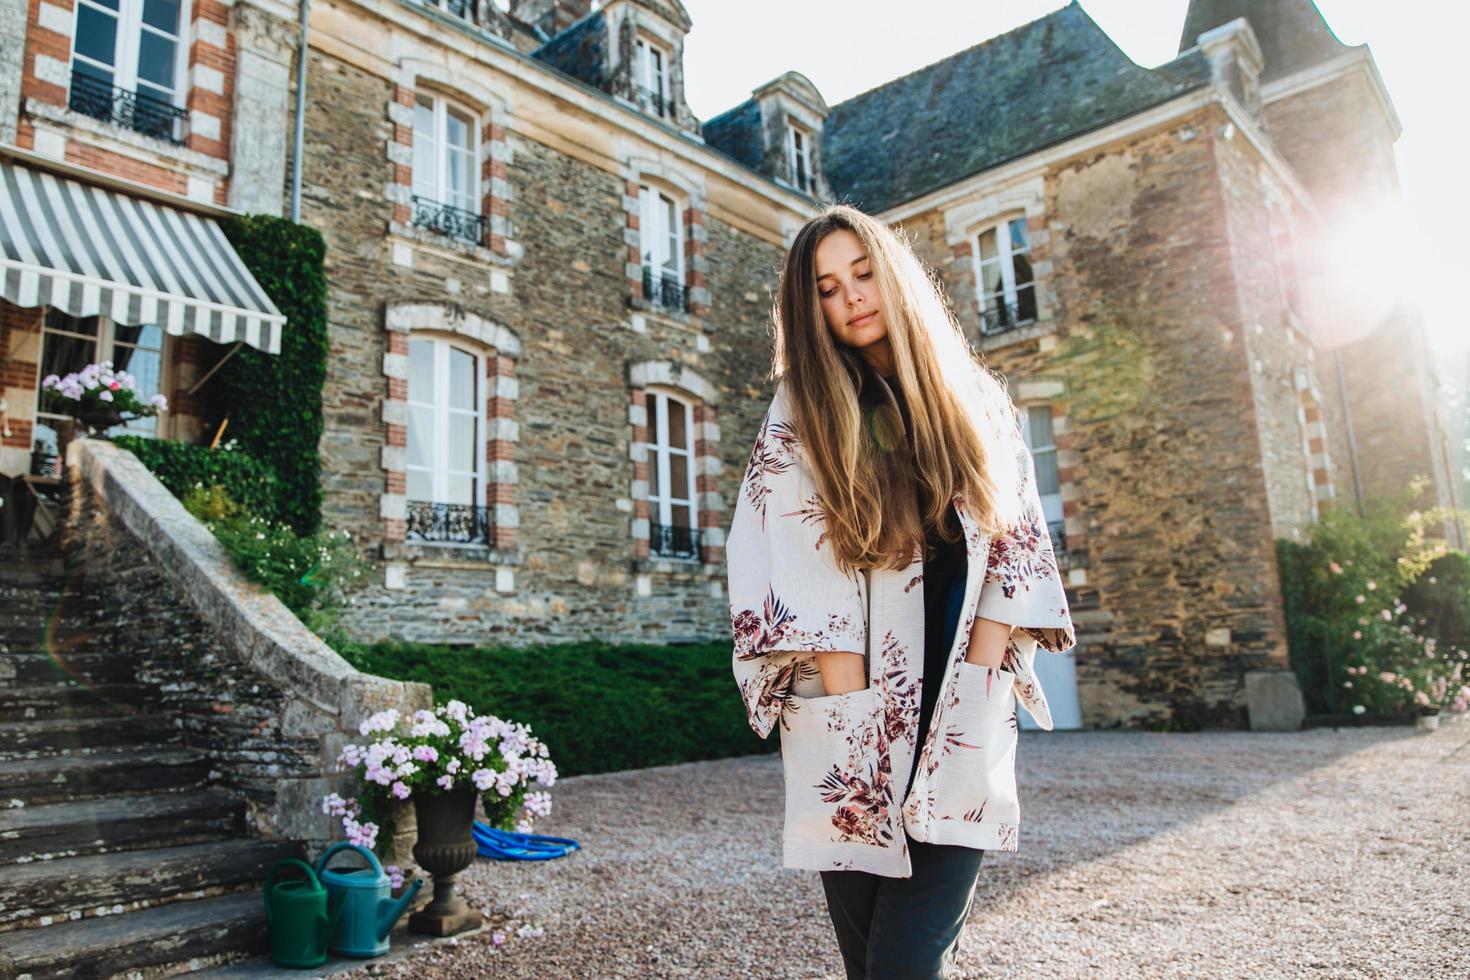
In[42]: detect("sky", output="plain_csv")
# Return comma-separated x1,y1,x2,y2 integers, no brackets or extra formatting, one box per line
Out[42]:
678,0,1468,361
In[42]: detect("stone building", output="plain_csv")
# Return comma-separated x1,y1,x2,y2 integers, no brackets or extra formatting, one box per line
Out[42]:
1,0,1451,728
0,0,294,475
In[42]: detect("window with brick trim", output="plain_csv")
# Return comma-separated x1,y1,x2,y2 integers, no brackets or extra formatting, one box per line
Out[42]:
638,184,686,312
406,336,489,544
974,216,1037,335
69,0,189,143
633,36,671,118
1020,402,1064,555
34,310,166,456
644,388,699,560
412,92,481,244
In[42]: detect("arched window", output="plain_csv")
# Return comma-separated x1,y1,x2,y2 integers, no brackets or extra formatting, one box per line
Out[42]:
406,335,488,544
644,387,698,559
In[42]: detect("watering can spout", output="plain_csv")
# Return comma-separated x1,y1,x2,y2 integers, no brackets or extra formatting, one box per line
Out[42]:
377,878,424,941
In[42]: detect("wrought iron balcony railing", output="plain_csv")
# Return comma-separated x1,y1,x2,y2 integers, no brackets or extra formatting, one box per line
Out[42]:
650,522,702,560
642,266,689,313
1047,518,1068,561
406,500,493,545
634,85,669,118
979,295,1039,336
411,195,485,245
68,70,186,144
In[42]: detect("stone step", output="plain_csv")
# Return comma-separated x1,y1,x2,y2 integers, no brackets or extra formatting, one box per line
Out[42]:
0,682,155,722
0,747,210,805
0,889,266,979
0,837,302,930
0,715,177,758
0,789,244,865
0,652,139,686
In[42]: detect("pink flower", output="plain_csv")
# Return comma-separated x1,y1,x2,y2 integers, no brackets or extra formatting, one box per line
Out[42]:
1355,595,1365,604
391,781,411,800
1379,671,1397,683
437,774,454,791
1352,631,1361,640
412,745,439,763
1328,562,1343,574
97,389,114,402
492,932,506,947
1380,609,1393,621
108,381,121,390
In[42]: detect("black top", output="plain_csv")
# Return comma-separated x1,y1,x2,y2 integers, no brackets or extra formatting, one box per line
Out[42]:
861,372,968,794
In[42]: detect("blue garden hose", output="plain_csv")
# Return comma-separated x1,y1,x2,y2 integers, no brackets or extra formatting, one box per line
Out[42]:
472,821,580,861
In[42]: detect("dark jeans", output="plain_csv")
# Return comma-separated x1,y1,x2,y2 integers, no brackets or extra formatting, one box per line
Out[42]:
818,835,985,980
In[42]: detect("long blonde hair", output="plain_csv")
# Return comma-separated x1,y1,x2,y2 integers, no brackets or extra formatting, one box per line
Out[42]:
771,204,1025,574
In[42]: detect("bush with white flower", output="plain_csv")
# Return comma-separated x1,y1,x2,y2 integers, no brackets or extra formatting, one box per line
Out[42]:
323,699,558,857
40,360,167,421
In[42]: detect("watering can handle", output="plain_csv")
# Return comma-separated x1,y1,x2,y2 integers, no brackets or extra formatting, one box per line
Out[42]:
263,858,320,926
314,840,385,878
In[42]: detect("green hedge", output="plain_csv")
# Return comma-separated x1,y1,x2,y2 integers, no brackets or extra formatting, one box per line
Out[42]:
206,215,329,536
114,436,284,526
334,638,772,778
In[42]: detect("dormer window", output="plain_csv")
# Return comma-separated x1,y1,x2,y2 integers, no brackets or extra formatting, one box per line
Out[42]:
787,124,813,194
633,36,670,118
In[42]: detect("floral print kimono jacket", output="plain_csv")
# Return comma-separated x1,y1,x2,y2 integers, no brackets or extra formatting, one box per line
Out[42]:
728,378,1076,877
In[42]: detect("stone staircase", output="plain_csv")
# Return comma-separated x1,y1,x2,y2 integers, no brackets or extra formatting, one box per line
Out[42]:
0,544,303,979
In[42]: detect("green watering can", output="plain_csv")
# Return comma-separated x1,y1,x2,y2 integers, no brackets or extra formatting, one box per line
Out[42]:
263,858,345,969
314,841,425,958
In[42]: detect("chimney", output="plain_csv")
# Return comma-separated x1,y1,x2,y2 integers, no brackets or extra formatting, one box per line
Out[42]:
512,0,593,37
1197,17,1265,116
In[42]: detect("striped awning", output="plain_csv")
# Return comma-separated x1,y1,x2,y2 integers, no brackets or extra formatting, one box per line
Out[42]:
0,159,285,354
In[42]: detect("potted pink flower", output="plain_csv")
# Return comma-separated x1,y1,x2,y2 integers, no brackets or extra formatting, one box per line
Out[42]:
40,360,168,439
324,700,558,936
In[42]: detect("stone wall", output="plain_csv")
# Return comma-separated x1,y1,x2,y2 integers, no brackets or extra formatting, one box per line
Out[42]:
904,107,1293,728
64,438,431,846
300,41,789,646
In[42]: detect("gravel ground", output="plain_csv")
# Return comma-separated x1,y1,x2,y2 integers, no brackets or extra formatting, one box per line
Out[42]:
339,718,1469,979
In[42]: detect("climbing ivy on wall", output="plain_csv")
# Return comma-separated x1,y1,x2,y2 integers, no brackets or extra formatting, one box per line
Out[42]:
208,215,329,536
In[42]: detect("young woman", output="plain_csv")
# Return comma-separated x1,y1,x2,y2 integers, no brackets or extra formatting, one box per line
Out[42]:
726,204,1076,979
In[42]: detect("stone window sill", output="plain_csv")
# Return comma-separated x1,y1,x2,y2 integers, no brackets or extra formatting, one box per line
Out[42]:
627,293,708,329
382,540,519,567
977,316,1059,353
25,97,229,178
387,221,520,267
633,556,718,576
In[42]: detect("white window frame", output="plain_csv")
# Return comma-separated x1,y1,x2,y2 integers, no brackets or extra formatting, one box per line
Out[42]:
972,216,1037,328
34,310,170,442
645,388,698,555
405,336,486,516
412,92,480,215
633,35,671,118
1019,403,1063,533
69,0,191,112
638,183,684,284
787,124,813,193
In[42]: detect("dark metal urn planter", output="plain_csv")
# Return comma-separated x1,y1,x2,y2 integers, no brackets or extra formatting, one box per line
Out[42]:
407,785,483,936
76,405,125,439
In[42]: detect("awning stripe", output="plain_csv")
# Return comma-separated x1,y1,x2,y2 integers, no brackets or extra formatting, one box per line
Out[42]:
0,160,284,354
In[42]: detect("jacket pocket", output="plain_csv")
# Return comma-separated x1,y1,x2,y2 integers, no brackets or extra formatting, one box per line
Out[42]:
928,661,1020,828
779,685,895,849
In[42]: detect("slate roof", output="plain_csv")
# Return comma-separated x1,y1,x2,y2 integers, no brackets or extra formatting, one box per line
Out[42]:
530,10,611,90
701,99,765,173
1178,0,1354,83
819,2,1212,213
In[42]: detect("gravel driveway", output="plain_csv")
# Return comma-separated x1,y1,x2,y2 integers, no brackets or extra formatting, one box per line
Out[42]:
340,719,1469,979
